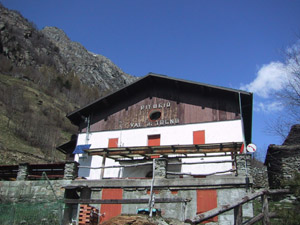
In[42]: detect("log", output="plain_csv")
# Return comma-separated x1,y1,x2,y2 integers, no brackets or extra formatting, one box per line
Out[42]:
167,169,236,176
168,160,234,165
78,160,235,170
243,213,264,225
65,197,191,204
78,161,153,169
262,194,270,225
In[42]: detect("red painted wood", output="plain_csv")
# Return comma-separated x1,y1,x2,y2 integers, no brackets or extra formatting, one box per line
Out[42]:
108,138,118,148
100,189,123,223
197,189,218,223
193,130,205,145
148,134,160,146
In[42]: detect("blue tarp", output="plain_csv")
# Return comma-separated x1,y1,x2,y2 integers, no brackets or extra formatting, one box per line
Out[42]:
72,144,91,154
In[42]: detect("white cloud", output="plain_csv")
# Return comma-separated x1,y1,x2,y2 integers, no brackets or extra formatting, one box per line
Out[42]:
254,101,284,113
240,62,290,98
240,41,300,113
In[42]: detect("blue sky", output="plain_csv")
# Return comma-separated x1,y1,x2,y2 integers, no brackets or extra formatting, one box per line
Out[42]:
2,0,300,161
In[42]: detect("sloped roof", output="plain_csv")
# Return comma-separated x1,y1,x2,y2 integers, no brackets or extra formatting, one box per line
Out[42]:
67,73,253,143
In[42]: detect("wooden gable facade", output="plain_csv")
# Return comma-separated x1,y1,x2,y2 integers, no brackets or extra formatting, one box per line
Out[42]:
67,73,253,144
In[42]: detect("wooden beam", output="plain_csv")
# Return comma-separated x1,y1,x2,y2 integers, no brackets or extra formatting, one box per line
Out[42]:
262,194,270,225
64,198,191,204
234,204,242,225
243,212,276,225
86,143,243,157
167,169,236,177
168,160,234,165
243,213,263,225
78,161,153,169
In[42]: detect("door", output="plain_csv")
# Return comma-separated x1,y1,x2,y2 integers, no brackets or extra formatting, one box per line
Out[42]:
197,189,218,223
100,188,123,223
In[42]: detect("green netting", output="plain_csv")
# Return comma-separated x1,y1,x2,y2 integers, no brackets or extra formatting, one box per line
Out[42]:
0,201,64,225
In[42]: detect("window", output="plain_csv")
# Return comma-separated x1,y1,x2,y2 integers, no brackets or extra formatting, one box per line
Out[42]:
148,134,160,146
148,109,162,121
108,138,118,148
193,130,205,145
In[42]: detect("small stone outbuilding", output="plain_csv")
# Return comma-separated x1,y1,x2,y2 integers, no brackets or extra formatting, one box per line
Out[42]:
265,124,300,188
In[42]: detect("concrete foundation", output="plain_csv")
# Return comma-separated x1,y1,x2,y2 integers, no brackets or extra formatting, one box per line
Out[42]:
67,175,253,224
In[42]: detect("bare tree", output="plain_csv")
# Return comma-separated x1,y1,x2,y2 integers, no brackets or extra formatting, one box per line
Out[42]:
267,40,300,140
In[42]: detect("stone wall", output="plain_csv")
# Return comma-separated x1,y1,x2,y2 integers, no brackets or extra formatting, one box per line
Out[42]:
266,145,300,188
250,165,269,188
0,161,78,203
236,154,269,188
0,180,72,203
266,124,300,188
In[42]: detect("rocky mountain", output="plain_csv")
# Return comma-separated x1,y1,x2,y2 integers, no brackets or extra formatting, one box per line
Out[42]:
0,3,136,93
41,27,135,90
0,3,136,164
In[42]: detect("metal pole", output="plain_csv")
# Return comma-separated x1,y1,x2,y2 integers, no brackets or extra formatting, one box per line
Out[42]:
238,92,246,153
148,159,156,217
239,93,249,191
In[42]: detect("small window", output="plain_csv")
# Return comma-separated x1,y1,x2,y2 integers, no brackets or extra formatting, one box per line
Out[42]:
108,138,118,148
193,131,205,145
148,134,161,146
149,110,162,121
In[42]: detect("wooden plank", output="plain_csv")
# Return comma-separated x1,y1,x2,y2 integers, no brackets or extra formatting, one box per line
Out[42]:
65,198,191,204
86,143,242,157
244,213,264,225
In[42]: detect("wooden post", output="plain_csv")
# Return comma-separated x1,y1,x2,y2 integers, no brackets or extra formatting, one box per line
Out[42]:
262,194,270,225
234,204,243,225
100,154,106,179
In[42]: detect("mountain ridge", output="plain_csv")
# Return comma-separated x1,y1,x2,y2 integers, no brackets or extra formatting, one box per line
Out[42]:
0,3,137,164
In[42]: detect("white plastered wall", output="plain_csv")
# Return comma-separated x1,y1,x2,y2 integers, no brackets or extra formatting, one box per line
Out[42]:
75,119,244,179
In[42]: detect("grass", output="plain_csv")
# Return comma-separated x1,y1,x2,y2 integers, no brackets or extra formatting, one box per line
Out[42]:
0,72,76,164
0,201,63,225
252,194,296,225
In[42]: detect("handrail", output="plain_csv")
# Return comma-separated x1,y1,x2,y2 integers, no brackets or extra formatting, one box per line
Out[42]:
185,189,290,225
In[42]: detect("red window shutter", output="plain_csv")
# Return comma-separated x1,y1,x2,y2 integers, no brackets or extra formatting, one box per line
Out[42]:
193,130,205,145
100,188,123,223
148,135,160,146
197,189,218,222
108,138,118,148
